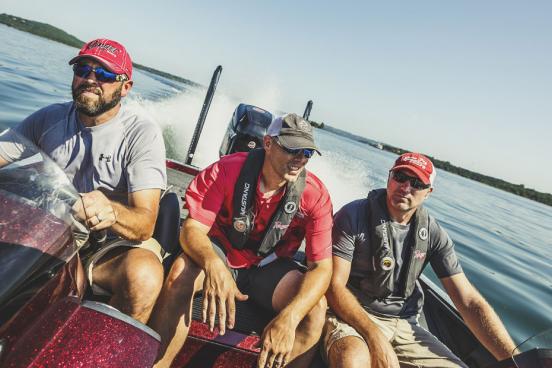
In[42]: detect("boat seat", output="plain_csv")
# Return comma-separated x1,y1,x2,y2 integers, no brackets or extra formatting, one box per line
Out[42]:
152,192,182,275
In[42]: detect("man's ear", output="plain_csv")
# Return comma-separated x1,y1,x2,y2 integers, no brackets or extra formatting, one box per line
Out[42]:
425,187,433,199
120,80,133,97
263,135,272,149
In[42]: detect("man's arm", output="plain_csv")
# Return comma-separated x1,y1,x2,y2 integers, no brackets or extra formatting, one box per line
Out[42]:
0,128,35,167
441,273,516,360
180,218,248,334
181,218,220,268
326,256,399,368
74,188,161,241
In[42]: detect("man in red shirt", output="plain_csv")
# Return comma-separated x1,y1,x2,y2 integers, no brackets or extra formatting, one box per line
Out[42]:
150,113,333,368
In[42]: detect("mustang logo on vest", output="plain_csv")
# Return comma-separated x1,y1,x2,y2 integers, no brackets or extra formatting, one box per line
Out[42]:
239,183,250,216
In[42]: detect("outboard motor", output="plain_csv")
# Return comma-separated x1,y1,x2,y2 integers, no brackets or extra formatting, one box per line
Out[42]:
219,104,273,157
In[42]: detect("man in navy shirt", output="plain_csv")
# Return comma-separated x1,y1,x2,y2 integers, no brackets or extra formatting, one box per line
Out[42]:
322,153,516,368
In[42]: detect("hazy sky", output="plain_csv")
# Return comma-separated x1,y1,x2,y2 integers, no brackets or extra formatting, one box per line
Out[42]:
3,0,551,193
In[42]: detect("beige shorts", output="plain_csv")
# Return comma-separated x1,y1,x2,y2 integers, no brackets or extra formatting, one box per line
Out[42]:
83,237,163,296
322,311,468,368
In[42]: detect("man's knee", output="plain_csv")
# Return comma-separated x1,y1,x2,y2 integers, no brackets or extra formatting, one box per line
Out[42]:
272,269,304,310
299,296,327,335
118,249,164,300
306,297,327,323
328,336,370,368
163,253,204,298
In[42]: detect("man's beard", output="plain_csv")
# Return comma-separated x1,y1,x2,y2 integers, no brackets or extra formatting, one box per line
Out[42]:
72,83,122,117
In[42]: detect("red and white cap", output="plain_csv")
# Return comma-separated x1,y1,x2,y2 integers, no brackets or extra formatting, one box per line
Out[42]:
391,152,436,186
69,38,133,79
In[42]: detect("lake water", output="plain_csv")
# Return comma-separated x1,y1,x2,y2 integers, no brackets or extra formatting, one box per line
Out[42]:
1,24,550,344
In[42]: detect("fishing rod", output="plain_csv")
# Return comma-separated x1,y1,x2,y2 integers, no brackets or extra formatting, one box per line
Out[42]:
185,65,223,165
303,100,313,120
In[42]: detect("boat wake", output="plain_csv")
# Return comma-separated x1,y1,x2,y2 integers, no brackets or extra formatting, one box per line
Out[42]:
126,87,375,210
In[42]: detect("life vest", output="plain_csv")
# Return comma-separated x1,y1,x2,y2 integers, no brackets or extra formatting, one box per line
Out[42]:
350,189,429,299
225,148,306,257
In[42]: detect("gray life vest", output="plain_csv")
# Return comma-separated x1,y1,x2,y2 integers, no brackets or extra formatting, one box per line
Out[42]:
225,148,306,257
351,189,429,299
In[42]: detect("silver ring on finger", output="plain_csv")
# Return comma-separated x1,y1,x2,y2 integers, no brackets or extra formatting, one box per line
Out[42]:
96,213,103,223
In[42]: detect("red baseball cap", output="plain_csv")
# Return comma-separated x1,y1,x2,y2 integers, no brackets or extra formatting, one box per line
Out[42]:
69,38,133,79
391,152,436,186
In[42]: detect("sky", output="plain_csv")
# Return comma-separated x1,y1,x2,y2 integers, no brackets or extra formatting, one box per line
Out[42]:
2,0,551,193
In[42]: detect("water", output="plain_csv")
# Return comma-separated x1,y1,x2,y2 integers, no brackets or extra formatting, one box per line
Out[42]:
1,24,550,344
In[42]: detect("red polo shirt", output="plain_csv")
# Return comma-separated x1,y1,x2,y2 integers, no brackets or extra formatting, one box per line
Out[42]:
185,152,333,268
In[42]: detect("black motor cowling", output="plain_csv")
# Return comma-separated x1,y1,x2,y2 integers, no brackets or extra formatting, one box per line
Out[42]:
219,104,273,157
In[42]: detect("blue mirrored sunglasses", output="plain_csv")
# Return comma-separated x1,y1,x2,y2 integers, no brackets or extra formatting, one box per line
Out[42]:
72,64,127,83
274,138,315,158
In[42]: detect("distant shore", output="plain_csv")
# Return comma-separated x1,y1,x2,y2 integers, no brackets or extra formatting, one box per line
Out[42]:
0,14,202,88
312,123,552,206
2,13,550,206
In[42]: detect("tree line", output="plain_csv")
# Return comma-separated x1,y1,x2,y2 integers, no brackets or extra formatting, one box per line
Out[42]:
309,121,551,207
0,14,200,87
381,144,552,207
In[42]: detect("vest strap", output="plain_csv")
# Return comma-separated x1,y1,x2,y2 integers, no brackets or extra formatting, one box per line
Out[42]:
227,149,306,257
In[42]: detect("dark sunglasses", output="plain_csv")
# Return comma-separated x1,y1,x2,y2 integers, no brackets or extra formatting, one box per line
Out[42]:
391,170,431,190
273,138,315,158
73,64,127,83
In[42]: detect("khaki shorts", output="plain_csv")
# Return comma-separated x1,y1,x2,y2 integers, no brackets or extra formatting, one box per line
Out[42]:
322,312,468,368
83,237,163,296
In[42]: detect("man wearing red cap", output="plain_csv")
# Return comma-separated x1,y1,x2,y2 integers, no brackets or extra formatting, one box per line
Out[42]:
0,39,166,323
321,153,516,367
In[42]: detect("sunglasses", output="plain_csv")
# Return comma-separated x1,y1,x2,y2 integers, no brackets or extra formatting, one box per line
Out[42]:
273,138,315,158
391,170,431,190
73,64,127,83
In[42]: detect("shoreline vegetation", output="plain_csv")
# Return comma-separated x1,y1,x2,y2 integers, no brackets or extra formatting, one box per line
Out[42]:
0,14,202,89
2,13,550,207
311,123,552,206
